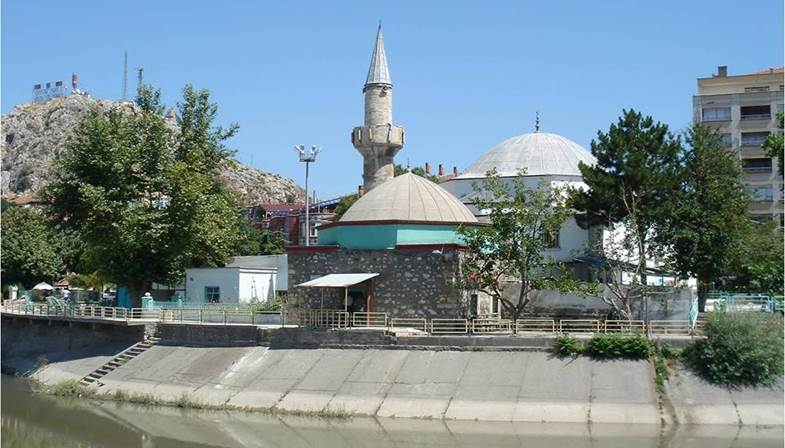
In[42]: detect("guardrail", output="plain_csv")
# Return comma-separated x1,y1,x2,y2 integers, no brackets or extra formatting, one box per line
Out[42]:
3,302,709,337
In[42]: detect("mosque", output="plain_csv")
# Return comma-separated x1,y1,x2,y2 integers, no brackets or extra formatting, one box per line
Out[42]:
286,26,625,319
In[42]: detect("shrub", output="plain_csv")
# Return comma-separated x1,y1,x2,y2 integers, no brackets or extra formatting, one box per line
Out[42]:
554,334,584,357
684,313,783,386
658,343,681,360
586,332,654,359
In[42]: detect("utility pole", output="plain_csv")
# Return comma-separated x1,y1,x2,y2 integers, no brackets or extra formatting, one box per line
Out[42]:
294,145,322,246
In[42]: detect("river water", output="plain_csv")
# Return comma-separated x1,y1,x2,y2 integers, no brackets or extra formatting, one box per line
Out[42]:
1,375,782,448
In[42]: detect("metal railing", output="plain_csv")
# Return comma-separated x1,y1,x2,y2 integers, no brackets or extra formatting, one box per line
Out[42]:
3,301,709,337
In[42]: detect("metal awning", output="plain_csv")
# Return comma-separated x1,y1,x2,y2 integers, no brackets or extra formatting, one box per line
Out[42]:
296,273,379,288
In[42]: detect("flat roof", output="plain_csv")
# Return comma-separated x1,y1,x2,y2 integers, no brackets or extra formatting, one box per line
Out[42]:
296,273,379,288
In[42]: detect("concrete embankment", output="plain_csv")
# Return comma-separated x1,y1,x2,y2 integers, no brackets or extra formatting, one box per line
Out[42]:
3,318,781,426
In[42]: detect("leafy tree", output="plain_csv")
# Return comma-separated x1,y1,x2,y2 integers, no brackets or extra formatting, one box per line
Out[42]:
655,124,749,311
571,109,682,287
1,206,63,287
47,84,247,306
394,164,439,182
234,225,286,255
723,220,784,294
332,194,359,221
762,111,784,175
456,170,581,325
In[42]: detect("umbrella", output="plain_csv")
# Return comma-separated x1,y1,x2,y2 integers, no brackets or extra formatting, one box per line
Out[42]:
32,282,54,291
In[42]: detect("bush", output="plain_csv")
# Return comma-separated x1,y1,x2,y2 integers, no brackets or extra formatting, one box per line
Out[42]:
586,332,654,359
554,334,584,357
684,313,783,386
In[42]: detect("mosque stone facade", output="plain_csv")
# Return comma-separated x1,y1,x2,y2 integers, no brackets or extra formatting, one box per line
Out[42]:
287,246,469,318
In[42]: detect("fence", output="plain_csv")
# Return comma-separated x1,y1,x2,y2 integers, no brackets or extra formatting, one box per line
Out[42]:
3,301,710,336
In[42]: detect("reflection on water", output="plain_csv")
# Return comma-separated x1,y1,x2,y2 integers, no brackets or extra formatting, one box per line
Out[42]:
1,375,782,448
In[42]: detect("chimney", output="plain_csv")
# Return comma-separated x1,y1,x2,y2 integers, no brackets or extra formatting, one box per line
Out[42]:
425,162,431,174
452,166,458,175
717,65,728,77
358,185,364,197
71,73,78,90
438,164,444,176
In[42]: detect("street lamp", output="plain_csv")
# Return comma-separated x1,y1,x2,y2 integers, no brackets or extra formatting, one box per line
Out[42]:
294,145,321,246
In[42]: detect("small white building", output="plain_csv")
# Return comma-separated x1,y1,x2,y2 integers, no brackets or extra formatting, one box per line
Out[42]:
185,255,287,304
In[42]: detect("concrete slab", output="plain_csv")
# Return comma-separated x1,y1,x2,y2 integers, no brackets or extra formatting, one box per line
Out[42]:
729,383,784,426
345,349,409,383
226,379,297,409
512,401,591,423
376,382,456,418
444,384,518,421
293,349,364,391
518,355,591,401
276,390,333,413
458,352,529,386
326,381,390,415
666,366,740,425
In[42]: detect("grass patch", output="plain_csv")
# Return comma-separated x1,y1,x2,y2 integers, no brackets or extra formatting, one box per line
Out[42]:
36,379,96,398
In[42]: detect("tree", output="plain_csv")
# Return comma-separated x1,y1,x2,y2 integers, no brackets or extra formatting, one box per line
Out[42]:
1,206,64,288
571,110,682,287
332,194,359,221
762,111,784,175
456,170,580,325
655,124,749,311
394,164,439,182
234,225,286,255
47,84,248,306
723,220,784,294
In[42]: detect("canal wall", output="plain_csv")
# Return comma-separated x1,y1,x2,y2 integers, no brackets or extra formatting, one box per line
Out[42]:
0,315,149,374
30,344,784,426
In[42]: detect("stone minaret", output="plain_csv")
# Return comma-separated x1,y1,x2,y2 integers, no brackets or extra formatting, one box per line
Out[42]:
351,24,405,192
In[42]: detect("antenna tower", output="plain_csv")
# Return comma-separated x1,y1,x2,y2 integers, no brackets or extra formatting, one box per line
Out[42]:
136,67,144,89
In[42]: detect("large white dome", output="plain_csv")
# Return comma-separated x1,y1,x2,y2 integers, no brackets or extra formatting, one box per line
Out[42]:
457,132,596,178
340,172,477,224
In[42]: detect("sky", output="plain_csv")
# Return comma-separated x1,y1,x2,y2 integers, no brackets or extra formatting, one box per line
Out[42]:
2,0,783,199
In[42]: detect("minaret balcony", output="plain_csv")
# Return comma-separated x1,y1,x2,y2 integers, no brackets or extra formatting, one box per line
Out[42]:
351,125,404,149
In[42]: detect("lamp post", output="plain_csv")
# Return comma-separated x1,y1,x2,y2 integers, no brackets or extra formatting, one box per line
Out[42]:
294,145,321,246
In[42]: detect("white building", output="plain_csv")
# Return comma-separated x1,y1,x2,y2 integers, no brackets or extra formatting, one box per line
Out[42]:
441,131,597,262
185,255,287,304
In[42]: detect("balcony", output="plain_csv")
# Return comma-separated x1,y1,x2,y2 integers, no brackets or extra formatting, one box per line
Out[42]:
740,105,772,121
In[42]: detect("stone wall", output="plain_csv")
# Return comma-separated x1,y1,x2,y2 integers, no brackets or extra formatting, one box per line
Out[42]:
287,247,469,318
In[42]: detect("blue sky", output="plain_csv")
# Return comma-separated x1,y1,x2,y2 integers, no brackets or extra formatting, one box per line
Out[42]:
3,1,783,199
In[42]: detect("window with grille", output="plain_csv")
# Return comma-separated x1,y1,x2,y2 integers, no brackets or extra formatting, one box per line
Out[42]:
205,286,220,303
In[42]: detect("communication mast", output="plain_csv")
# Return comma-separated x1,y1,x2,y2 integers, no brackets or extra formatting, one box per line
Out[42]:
136,67,144,89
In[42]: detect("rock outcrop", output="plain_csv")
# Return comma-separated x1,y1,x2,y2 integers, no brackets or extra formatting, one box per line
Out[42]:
1,94,303,204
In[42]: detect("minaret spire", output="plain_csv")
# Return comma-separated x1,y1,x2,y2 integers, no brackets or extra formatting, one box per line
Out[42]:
352,24,405,192
535,111,541,132
365,22,391,88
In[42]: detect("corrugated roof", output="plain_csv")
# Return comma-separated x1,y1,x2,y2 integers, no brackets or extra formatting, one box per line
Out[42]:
296,273,379,288
747,67,784,75
340,173,478,223
365,25,392,86
456,132,596,178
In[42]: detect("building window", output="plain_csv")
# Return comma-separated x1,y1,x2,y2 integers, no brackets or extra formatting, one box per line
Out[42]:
701,107,731,122
469,294,478,317
740,105,771,120
741,132,769,146
747,185,773,202
742,158,773,173
744,86,770,93
543,229,560,249
205,286,220,303
750,214,773,223
719,133,733,147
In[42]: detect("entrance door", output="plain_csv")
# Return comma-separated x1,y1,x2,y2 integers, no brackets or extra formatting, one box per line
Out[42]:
347,287,366,313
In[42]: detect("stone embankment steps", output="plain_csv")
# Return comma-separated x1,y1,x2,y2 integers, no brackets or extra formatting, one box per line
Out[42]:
79,337,160,387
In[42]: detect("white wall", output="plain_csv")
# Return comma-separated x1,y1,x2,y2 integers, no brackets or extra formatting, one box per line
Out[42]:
227,255,288,291
185,268,240,304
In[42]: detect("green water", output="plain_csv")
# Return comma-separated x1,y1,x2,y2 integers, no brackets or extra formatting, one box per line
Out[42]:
1,375,781,448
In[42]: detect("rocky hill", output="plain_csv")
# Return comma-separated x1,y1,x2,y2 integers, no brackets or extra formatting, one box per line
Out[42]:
1,94,303,204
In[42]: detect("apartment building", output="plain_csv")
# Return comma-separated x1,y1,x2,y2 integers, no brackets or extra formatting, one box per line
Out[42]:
693,66,784,224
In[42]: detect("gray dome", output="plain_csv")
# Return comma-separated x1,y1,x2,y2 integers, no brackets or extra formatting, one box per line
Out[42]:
341,173,477,223
457,132,596,178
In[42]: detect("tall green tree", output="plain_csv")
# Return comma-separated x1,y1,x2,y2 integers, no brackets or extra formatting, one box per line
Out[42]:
457,171,580,325
332,194,359,221
762,111,784,175
234,225,286,255
394,164,440,182
724,220,784,294
655,124,749,311
1,205,64,288
571,109,682,286
47,84,248,306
